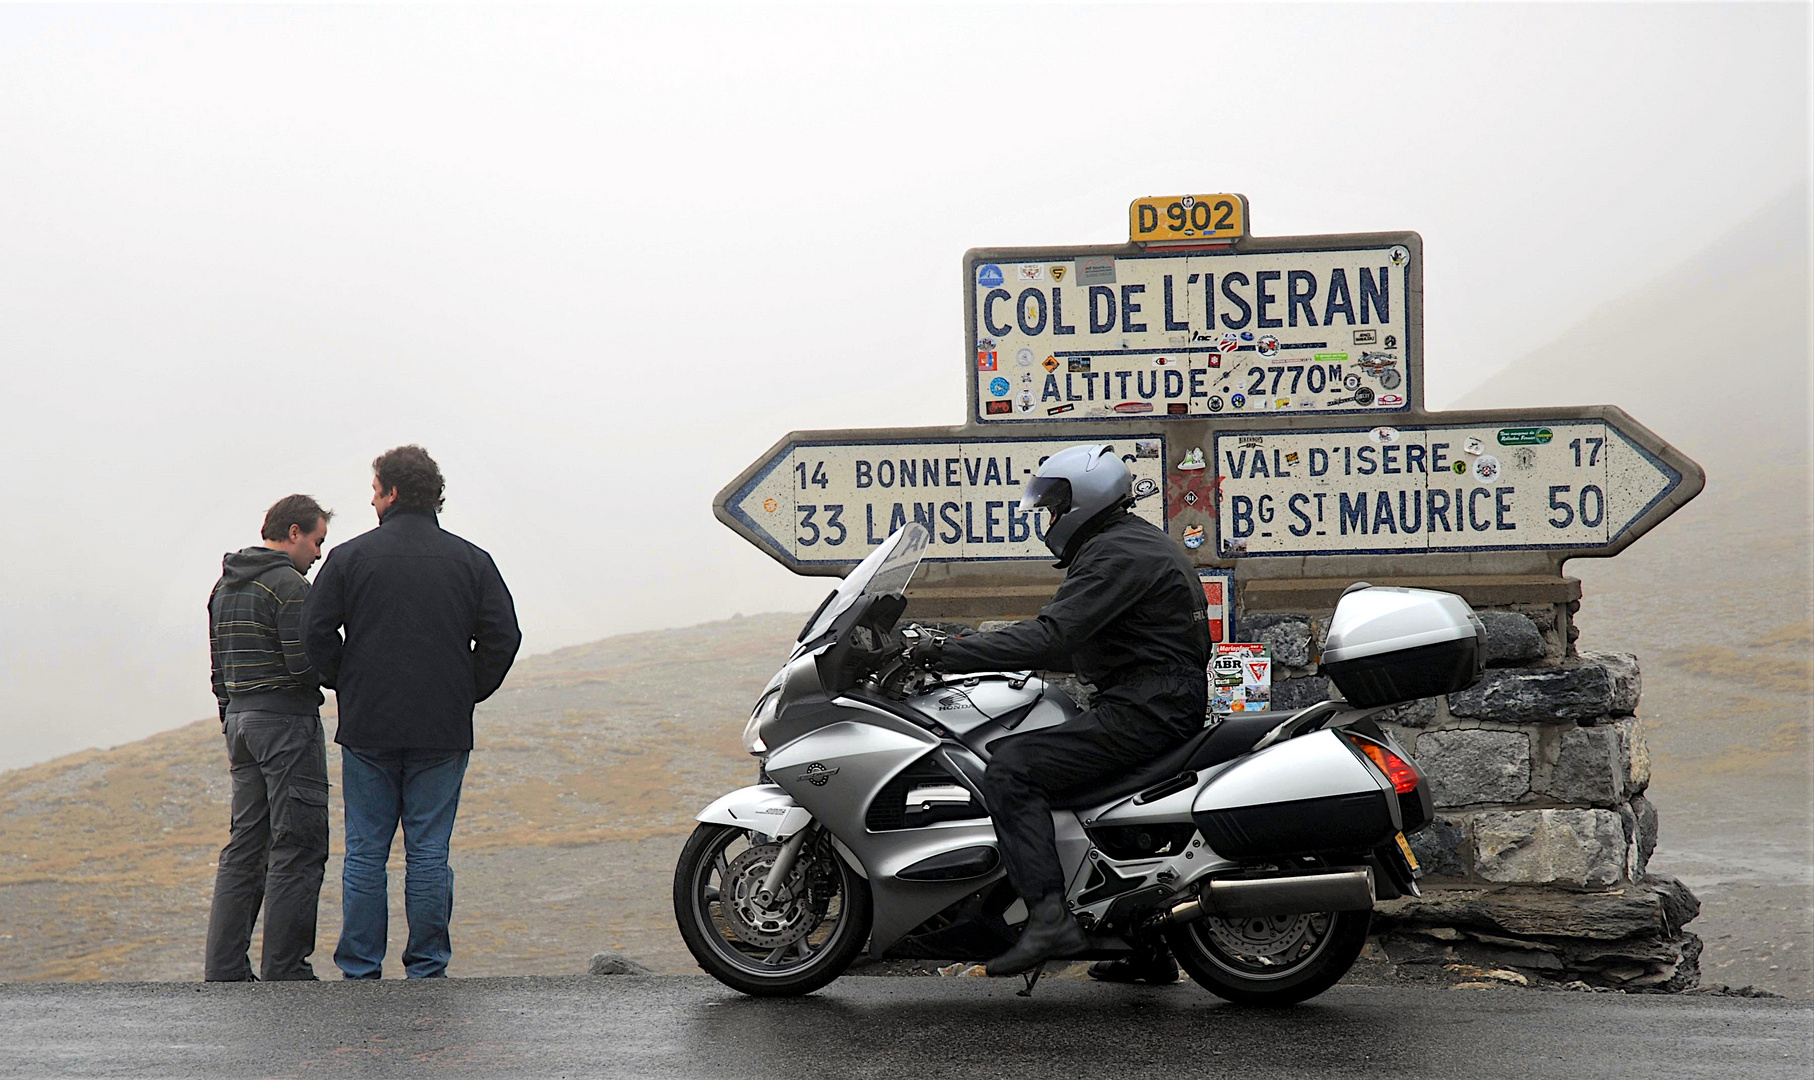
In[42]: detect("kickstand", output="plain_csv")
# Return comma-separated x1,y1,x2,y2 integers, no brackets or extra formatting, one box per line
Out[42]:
1016,962,1047,998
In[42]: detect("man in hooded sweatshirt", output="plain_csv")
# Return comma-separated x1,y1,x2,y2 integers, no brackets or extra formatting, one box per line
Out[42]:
204,494,333,982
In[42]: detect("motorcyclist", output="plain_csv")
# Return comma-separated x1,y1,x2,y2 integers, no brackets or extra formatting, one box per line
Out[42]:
907,444,1211,979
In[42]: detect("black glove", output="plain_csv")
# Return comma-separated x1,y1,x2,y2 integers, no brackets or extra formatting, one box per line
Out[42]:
905,635,946,669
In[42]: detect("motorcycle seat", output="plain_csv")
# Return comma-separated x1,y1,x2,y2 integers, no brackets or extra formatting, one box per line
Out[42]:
1050,710,1305,811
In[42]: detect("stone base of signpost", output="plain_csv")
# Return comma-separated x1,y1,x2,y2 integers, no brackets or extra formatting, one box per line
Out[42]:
1247,601,1701,992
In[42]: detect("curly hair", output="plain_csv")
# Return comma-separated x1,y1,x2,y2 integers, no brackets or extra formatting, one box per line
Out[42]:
373,445,446,513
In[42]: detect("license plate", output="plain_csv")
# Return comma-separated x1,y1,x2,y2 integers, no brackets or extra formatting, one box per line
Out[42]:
1394,831,1420,872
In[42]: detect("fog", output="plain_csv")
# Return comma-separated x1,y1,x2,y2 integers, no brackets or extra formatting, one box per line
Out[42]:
0,4,1806,770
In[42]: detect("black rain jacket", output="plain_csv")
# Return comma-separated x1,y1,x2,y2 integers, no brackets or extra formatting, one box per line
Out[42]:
302,508,522,751
937,510,1210,734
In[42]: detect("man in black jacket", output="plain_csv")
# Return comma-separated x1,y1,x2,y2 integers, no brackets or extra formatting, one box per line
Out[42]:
912,444,1210,978
303,445,521,979
205,494,333,982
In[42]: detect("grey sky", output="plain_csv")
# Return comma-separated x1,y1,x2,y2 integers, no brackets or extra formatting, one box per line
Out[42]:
0,3,1806,770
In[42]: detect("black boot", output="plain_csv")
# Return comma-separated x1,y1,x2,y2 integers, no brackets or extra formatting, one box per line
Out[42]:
1087,942,1179,985
986,894,1088,977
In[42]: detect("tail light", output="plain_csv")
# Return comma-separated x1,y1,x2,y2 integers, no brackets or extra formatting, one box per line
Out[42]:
1349,736,1420,794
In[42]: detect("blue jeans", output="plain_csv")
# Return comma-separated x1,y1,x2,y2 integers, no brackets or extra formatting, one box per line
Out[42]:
335,747,470,979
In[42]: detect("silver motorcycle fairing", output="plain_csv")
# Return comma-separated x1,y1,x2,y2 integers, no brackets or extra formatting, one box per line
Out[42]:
695,783,815,839
762,698,1115,958
903,674,1040,738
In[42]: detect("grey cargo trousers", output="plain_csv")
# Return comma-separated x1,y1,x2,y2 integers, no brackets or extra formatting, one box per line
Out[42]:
203,711,330,981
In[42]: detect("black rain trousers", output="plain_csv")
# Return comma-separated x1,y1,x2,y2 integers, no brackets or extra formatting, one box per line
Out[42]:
984,673,1206,900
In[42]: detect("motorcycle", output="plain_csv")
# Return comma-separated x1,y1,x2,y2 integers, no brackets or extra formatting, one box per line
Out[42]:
673,522,1484,1004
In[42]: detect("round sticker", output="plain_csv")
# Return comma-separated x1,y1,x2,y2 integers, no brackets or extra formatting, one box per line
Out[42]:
1389,245,1410,267
1472,454,1501,483
1257,335,1280,357
1231,394,1247,409
1208,395,1224,413
1453,461,1468,475
1343,373,1362,391
989,377,1010,397
1016,348,1034,368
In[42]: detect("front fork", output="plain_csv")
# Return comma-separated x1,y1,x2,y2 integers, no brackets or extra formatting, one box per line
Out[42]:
757,824,813,904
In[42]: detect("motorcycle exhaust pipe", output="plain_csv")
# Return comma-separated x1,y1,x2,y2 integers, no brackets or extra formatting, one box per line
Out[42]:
1159,868,1375,925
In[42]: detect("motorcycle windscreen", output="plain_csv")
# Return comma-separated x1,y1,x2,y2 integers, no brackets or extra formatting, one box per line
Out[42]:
1190,730,1400,859
798,522,931,646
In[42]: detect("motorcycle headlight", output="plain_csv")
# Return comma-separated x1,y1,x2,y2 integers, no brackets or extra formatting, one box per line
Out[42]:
743,690,778,756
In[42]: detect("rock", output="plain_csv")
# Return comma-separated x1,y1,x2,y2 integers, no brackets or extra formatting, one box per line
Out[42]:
1466,930,1560,953
1473,809,1627,887
1443,965,1531,987
1613,716,1650,793
1535,725,1624,806
1454,939,1566,972
1478,612,1546,666
1271,674,1333,710
588,950,654,976
1377,696,1439,727
1447,664,1615,723
1240,613,1313,668
1647,873,1702,932
1408,815,1468,877
1581,650,1641,715
1375,881,1684,941
1630,795,1659,874
1416,730,1531,807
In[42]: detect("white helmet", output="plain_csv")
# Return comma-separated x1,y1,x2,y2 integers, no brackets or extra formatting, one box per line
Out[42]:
1019,444,1133,559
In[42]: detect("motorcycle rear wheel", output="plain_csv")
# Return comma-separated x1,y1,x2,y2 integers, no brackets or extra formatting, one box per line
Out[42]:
673,823,872,997
1165,908,1370,1006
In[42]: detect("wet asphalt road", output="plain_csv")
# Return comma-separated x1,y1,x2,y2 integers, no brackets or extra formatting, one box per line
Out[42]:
0,976,1807,1080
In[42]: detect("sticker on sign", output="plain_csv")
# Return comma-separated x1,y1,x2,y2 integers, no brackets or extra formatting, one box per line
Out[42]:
721,435,1167,568
1213,419,1683,558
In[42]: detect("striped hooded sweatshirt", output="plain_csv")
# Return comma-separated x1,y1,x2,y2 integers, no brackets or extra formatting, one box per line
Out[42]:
207,547,323,721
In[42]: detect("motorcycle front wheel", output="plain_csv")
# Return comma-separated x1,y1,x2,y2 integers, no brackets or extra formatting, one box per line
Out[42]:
1165,907,1370,1006
672,822,872,996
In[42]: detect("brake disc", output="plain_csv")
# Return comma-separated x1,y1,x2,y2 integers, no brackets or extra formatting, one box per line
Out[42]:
720,842,821,949
1201,912,1321,967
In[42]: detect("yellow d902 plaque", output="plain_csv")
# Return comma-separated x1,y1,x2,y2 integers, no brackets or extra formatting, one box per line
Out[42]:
1129,194,1246,243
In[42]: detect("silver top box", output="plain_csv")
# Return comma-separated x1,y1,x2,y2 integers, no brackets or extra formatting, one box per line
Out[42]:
1322,586,1484,665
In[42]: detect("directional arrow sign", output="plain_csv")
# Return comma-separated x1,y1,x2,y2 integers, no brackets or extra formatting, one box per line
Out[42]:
1212,407,1699,559
716,430,1170,571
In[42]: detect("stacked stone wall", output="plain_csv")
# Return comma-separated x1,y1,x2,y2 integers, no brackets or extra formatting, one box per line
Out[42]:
1242,601,1701,992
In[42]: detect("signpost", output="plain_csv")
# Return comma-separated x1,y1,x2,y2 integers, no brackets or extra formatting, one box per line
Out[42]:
714,195,1703,624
